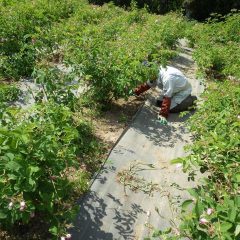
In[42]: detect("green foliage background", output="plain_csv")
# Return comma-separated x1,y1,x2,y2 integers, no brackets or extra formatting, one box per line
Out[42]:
175,82,240,240
148,11,240,240
0,0,239,239
88,0,184,14
186,11,240,79
87,0,240,20
0,1,184,238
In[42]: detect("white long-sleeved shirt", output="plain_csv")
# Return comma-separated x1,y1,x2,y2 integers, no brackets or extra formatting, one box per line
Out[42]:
147,66,192,109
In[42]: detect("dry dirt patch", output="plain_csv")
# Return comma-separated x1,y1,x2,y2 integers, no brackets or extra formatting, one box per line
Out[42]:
91,95,145,154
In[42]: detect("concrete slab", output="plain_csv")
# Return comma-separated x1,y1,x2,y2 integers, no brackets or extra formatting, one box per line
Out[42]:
71,40,204,240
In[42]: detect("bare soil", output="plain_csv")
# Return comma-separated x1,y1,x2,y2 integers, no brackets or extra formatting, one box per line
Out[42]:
91,95,146,156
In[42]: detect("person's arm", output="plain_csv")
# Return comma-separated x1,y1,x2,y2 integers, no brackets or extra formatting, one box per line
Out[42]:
158,78,174,123
133,77,157,96
159,96,171,118
133,82,151,96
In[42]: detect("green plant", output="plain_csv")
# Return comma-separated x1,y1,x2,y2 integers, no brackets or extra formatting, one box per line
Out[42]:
0,102,102,238
32,66,80,110
0,84,20,102
0,0,84,80
185,12,240,78
166,80,240,240
88,0,184,14
56,5,185,104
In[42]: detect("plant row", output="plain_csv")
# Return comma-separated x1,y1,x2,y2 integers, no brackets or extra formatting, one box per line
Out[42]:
178,14,240,239
0,100,103,239
177,81,240,240
1,1,187,103
45,3,186,104
147,12,240,240
186,11,240,79
0,0,83,80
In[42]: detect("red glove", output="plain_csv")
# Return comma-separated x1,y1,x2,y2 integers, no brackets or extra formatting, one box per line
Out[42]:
134,83,151,96
159,97,171,118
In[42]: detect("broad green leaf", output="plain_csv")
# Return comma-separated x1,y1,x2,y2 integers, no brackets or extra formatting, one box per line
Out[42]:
187,188,199,199
0,211,7,219
171,158,183,164
229,207,237,222
6,153,14,161
195,200,204,218
235,225,240,237
236,196,240,207
220,222,232,232
223,232,234,240
28,178,36,187
181,199,194,211
5,161,21,171
7,174,18,180
234,172,240,183
0,127,10,136
28,166,40,176
49,226,58,236
21,134,29,143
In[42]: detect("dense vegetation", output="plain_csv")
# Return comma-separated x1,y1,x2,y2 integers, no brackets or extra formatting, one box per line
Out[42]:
0,0,239,239
0,1,185,239
88,0,240,20
186,11,240,79
0,0,84,80
176,81,240,240
88,0,184,14
176,12,240,240
148,11,240,240
0,102,102,238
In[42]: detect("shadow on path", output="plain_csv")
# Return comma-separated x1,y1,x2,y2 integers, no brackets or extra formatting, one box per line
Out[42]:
132,104,194,148
72,191,145,240
72,192,113,240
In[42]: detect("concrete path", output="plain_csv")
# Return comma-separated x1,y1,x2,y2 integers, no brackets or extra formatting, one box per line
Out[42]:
71,40,204,240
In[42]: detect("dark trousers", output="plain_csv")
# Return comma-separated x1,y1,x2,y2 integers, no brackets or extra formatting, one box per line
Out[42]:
156,95,197,113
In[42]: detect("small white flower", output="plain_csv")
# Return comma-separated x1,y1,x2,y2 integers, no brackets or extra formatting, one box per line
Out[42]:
8,202,13,210
199,218,208,225
66,234,71,239
20,201,26,211
207,208,213,215
30,212,35,218
61,237,66,240
238,115,240,119
176,163,183,169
